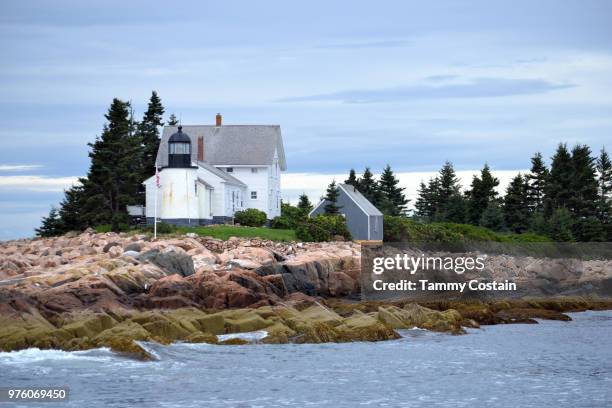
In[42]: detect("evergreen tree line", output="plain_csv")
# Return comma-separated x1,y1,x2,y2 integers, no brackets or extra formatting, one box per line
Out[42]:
414,144,612,242
37,92,178,236
338,165,409,216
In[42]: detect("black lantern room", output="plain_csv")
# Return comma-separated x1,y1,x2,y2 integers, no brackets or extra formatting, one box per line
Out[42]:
167,126,192,168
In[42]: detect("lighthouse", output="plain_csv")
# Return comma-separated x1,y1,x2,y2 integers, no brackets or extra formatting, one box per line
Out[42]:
155,126,199,225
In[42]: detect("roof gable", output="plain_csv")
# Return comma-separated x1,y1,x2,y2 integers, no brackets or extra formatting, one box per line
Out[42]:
309,183,383,217
156,125,286,170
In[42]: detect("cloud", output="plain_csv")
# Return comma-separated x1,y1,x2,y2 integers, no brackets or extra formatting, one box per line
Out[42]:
0,164,43,171
0,175,80,192
278,78,574,103
315,39,411,50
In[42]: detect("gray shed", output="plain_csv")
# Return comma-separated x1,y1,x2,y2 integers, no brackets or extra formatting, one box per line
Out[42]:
309,183,384,241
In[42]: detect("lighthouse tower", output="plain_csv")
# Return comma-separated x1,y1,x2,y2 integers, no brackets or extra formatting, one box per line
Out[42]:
157,126,199,225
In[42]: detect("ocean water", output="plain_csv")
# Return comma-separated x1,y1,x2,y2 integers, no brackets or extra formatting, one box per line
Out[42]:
1,311,611,408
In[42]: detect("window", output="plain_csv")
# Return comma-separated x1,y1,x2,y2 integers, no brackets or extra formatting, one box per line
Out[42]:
251,168,258,173
169,142,190,154
226,167,233,173
251,191,257,199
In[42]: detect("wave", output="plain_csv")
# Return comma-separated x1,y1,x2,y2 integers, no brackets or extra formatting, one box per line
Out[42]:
0,347,116,365
217,330,268,342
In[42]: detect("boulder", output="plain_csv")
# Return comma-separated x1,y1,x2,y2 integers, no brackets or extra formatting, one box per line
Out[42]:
138,249,195,277
377,304,464,334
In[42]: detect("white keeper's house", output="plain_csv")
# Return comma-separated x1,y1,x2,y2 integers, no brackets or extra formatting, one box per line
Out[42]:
143,114,286,225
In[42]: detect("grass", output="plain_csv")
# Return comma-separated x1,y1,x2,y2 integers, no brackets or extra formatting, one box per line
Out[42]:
175,225,297,242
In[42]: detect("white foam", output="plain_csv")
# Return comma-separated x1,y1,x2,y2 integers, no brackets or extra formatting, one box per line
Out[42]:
0,347,114,364
217,330,268,342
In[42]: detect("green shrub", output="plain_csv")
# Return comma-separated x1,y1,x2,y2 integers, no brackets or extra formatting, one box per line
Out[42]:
383,216,550,243
234,208,267,227
271,202,308,229
295,215,352,242
271,216,293,229
156,222,176,234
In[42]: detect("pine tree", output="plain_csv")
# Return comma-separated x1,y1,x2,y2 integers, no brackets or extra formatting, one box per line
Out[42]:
503,173,530,233
548,208,575,242
58,184,87,231
359,167,380,205
323,180,342,215
525,152,549,212
479,202,505,232
569,144,598,220
445,193,468,224
81,98,143,232
167,113,179,126
377,165,409,216
138,91,165,179
35,207,64,237
438,161,462,204
415,177,442,219
545,143,573,215
596,147,612,224
345,169,359,188
415,181,432,218
297,193,313,217
467,164,499,225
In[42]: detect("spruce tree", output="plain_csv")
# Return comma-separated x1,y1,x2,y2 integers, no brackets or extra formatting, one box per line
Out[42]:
167,114,179,126
345,169,359,188
596,148,612,240
545,143,573,215
138,91,165,179
479,202,505,232
525,152,549,212
297,193,313,217
377,165,409,216
596,148,612,222
548,208,575,242
569,144,598,219
415,177,442,219
58,184,87,231
36,207,64,237
438,161,462,204
415,181,432,218
467,164,499,225
503,173,530,233
323,180,342,215
81,98,142,232
359,167,380,205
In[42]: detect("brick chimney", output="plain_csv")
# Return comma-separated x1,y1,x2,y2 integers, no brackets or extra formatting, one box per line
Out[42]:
215,113,222,126
197,136,204,161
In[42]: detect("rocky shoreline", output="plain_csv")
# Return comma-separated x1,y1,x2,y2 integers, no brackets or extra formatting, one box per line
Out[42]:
1,230,611,360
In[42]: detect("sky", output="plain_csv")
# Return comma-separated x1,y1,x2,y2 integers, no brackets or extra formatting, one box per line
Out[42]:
1,0,611,239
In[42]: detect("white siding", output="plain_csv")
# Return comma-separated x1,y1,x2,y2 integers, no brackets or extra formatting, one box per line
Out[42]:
144,168,199,221
216,165,273,218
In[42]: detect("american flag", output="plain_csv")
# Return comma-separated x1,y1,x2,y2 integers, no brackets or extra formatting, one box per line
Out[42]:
155,167,160,188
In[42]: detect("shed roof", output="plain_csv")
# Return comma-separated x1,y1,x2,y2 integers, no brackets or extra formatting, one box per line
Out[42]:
309,183,383,217
338,183,383,216
156,125,286,170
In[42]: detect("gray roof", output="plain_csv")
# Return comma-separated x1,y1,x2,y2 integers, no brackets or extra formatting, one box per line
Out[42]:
338,183,383,216
156,125,286,170
197,161,247,187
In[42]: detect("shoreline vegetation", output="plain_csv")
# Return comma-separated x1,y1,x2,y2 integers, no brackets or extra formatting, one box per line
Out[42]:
1,230,611,361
